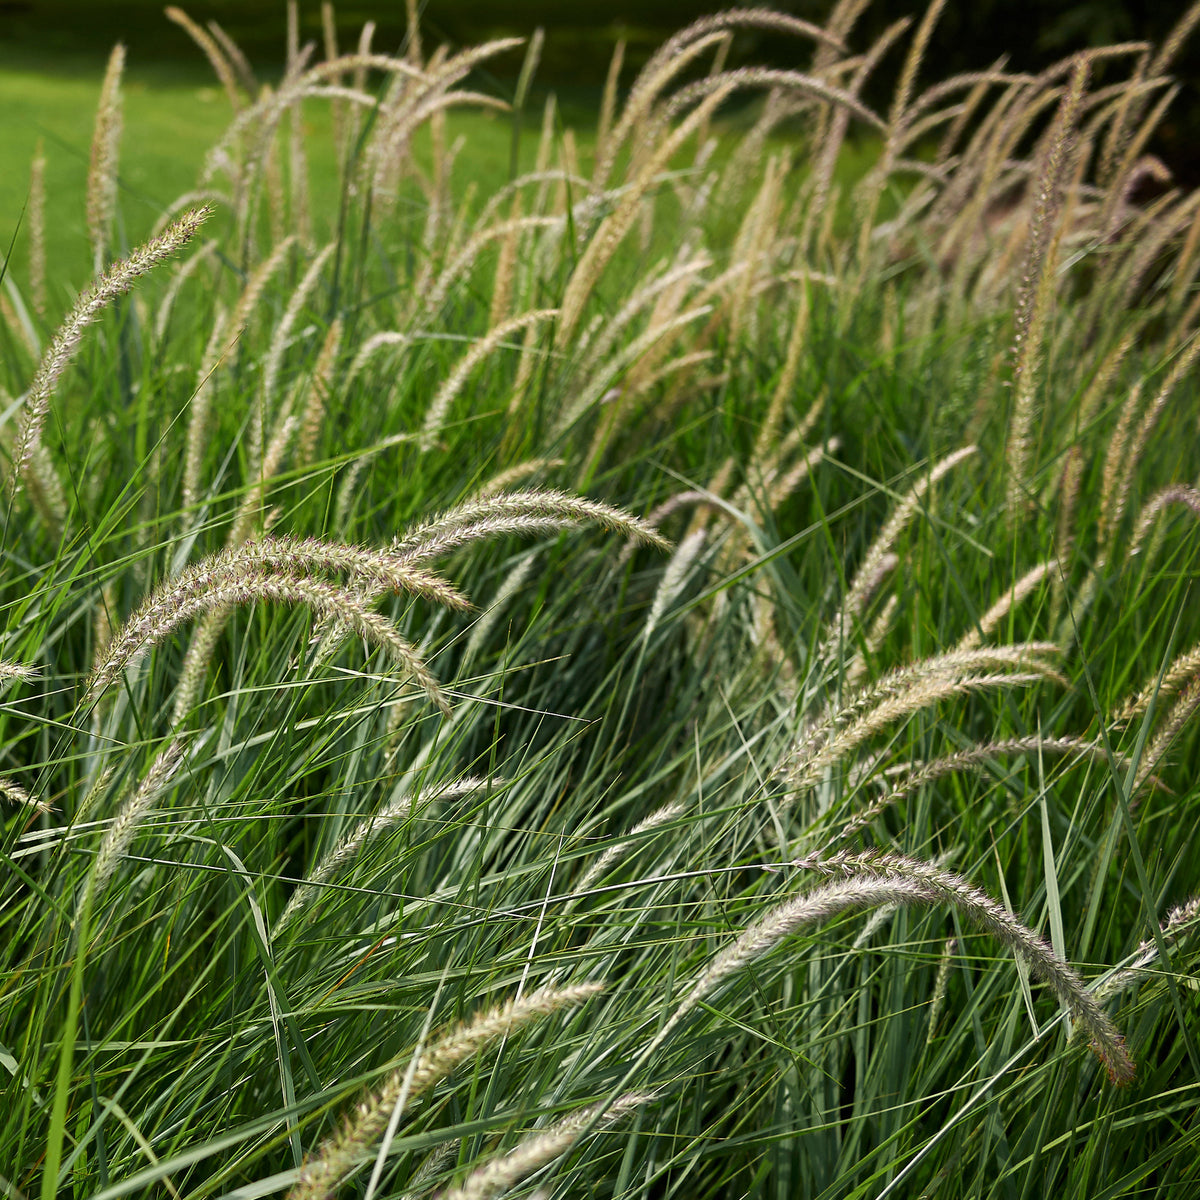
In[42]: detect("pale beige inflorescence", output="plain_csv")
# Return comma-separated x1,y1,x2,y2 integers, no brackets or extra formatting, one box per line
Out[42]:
645,854,1134,1087
13,206,212,505
288,984,604,1200
439,1091,654,1200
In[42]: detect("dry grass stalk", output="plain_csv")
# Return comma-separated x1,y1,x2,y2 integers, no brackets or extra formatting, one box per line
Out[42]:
462,551,540,662
1136,678,1200,790
1101,334,1200,552
198,53,420,225
650,855,1133,1085
789,671,1054,798
13,207,211,503
417,215,558,320
1055,327,1140,554
364,40,520,204
320,2,344,154
1169,201,1200,308
850,0,953,269
393,490,670,565
1115,641,1200,726
488,195,523,329
1098,93,1178,241
0,778,48,816
1123,331,1200,483
808,20,913,247
227,411,297,549
506,317,547,417
404,0,422,67
187,537,472,618
288,88,312,250
592,30,728,192
88,740,187,901
297,317,343,467
891,0,949,135
956,561,1057,651
761,272,812,456
475,459,563,499
1097,380,1142,551
1098,894,1200,999
0,291,36,362
24,443,68,537
1129,485,1200,559
725,153,785,344
170,601,232,726
835,735,1135,842
345,330,410,387
798,645,1062,764
641,529,707,645
86,44,125,276
208,18,257,94
558,83,735,343
289,984,604,1200
278,777,496,932
595,8,841,192
662,67,885,134
829,446,976,644
28,141,46,319
0,661,38,686
926,936,957,1043
572,255,711,386
1100,3,1199,192
87,571,451,715
577,802,687,894
420,309,558,450
258,242,335,436
441,1092,653,1200
152,238,217,346
821,643,1062,724
595,38,626,167
1006,56,1090,520
165,7,242,111
182,235,298,509
844,595,898,690
567,306,713,456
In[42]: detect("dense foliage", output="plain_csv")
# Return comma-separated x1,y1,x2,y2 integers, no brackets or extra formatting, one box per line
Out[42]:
2,3,1199,1197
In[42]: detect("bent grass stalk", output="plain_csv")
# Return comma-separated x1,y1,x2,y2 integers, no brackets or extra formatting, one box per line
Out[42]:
181,233,297,508
86,43,125,276
289,984,604,1200
277,776,498,933
834,735,1145,843
645,860,1133,1085
392,490,670,563
154,535,471,723
86,572,451,715
13,206,212,501
789,666,1062,797
956,560,1058,650
0,777,47,815
440,1092,653,1200
87,739,187,902
829,445,977,641
419,309,558,450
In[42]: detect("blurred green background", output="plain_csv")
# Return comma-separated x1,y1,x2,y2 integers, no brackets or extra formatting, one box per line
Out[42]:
2,0,1199,265
3,2,1197,174
1,1,1196,81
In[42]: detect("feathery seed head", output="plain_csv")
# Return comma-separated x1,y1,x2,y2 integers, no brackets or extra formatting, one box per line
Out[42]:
289,983,603,1200
14,206,211,501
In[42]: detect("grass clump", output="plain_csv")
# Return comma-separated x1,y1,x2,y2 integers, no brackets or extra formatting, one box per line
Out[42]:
3,2,1200,1197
